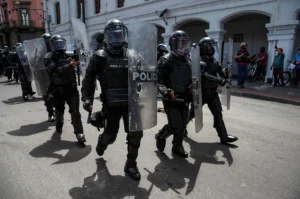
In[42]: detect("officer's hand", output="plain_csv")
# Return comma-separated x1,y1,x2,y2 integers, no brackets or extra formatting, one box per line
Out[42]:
83,100,92,112
219,78,227,87
222,68,229,78
70,59,77,67
164,89,174,100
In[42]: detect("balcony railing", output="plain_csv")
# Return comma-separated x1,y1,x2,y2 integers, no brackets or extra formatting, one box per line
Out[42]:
11,20,35,28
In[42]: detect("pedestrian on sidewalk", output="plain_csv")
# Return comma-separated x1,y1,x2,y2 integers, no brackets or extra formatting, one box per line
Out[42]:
271,48,285,87
235,42,251,88
256,46,268,81
292,46,300,88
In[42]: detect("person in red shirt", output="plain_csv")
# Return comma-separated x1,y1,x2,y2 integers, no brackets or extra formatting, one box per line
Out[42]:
256,46,268,81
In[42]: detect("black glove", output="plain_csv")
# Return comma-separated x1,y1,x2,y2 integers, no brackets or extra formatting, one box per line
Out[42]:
218,78,227,87
222,68,229,78
90,111,105,129
83,99,91,112
163,88,174,100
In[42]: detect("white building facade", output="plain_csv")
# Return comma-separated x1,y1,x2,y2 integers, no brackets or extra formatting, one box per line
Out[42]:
44,0,300,79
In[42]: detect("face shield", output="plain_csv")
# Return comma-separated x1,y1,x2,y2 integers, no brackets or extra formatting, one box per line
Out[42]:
206,41,219,55
104,25,128,48
50,39,67,52
172,38,191,56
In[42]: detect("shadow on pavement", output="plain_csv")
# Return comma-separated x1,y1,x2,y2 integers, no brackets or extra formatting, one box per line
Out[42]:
2,96,43,105
69,158,150,199
7,121,55,137
145,137,238,196
29,132,92,165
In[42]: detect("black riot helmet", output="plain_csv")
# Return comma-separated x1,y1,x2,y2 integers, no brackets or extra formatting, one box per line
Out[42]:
41,33,52,41
169,30,191,56
198,37,218,56
157,43,168,55
49,35,67,52
103,19,128,54
96,32,104,43
42,33,52,50
3,45,9,53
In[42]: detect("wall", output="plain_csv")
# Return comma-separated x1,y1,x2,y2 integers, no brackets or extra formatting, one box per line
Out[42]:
177,22,209,44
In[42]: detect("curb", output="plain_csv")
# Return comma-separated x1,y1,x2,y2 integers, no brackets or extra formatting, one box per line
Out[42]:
229,89,300,106
158,89,300,106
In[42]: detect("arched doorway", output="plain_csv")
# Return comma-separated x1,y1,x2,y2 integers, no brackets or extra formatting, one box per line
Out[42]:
293,11,300,55
174,19,209,45
156,25,165,45
221,13,271,75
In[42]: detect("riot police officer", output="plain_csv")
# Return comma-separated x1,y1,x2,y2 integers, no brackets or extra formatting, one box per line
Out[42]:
82,19,143,180
196,37,238,144
157,43,168,61
155,30,193,158
41,33,55,122
2,46,10,79
7,45,20,83
15,43,36,101
44,35,86,144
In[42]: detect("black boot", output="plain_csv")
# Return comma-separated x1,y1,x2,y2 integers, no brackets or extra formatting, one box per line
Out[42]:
48,113,55,122
215,117,238,144
76,133,86,144
125,131,143,180
96,133,116,156
172,129,188,158
23,95,28,101
155,124,169,152
124,160,141,181
172,145,188,158
56,122,63,133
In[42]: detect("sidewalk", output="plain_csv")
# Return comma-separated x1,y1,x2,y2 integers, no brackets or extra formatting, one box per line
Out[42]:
223,80,300,106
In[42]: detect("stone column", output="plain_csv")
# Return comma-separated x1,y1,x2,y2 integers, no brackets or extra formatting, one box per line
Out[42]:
205,29,227,63
265,21,300,82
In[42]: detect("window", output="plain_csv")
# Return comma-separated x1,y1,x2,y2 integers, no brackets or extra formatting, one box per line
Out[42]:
117,0,124,8
77,0,82,18
233,34,244,42
55,2,61,24
95,0,100,14
20,9,30,26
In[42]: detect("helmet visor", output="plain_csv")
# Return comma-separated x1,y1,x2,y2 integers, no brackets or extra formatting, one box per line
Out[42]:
104,25,128,47
50,39,66,52
172,38,191,56
204,41,219,55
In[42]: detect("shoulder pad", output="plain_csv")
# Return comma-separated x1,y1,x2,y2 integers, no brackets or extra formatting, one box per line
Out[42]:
200,61,207,68
95,49,108,58
162,53,170,60
44,52,53,59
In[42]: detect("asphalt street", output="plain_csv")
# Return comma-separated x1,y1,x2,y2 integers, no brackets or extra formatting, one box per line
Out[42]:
0,76,300,199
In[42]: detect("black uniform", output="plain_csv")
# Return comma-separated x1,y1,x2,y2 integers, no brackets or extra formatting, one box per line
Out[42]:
82,19,142,181
190,37,238,144
155,30,193,158
15,51,36,101
0,50,4,75
45,35,85,144
42,33,55,122
6,51,19,82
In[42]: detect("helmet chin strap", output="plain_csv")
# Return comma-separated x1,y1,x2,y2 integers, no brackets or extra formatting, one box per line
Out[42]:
107,43,123,54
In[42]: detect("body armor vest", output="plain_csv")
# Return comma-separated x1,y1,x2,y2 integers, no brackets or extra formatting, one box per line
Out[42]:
201,56,219,89
168,57,191,94
53,57,76,85
97,50,128,106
